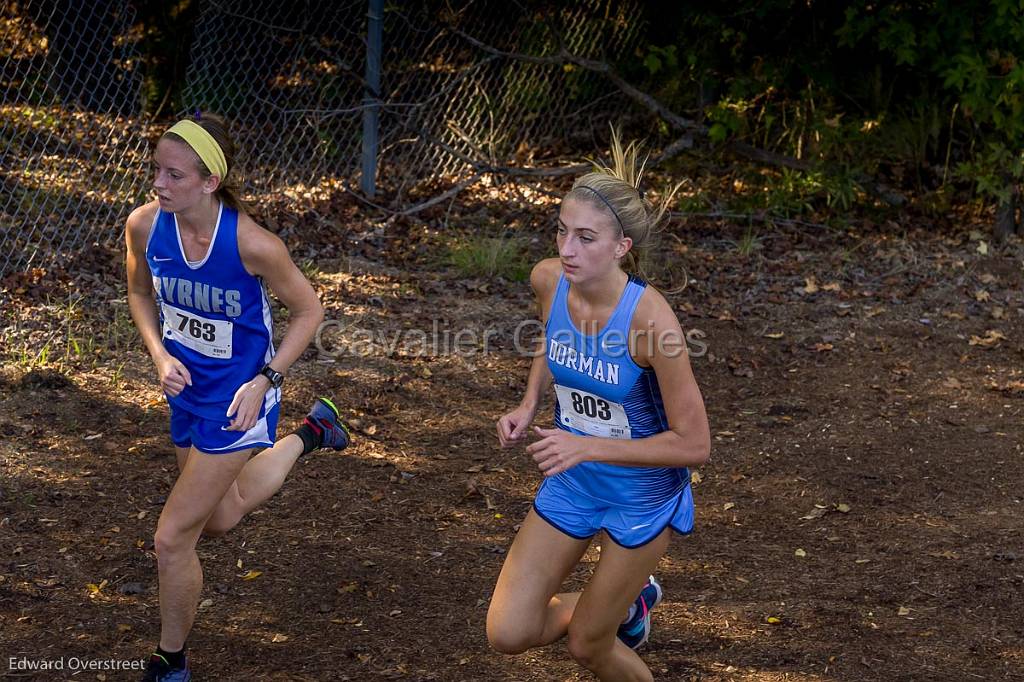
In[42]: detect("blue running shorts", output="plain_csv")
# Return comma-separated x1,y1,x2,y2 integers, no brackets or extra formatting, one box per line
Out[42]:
169,401,279,454
533,473,694,549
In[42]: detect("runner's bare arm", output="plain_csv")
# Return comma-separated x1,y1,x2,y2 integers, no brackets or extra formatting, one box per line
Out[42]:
518,259,562,409
237,215,324,376
497,259,560,447
125,202,166,360
125,201,192,394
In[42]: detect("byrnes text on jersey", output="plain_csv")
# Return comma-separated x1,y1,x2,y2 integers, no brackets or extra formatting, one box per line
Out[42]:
153,275,242,317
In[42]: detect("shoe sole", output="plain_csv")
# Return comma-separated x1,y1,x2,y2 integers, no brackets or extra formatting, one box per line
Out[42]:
317,396,339,417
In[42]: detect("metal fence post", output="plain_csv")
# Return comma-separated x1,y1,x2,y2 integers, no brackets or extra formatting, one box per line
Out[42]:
361,0,383,197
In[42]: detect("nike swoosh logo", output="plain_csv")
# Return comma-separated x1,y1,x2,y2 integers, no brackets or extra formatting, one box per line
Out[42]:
630,522,652,530
153,257,173,262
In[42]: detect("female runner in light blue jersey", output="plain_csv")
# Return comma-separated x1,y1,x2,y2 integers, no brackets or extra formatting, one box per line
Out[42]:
488,132,710,682
126,112,349,682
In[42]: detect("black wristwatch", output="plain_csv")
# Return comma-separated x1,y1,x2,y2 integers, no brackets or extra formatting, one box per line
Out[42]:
259,364,284,389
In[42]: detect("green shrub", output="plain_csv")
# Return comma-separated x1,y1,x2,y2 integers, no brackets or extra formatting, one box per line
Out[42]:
448,236,531,282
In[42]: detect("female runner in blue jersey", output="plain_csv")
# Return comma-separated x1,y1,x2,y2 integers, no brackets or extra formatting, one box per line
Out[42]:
125,112,350,682
488,133,711,682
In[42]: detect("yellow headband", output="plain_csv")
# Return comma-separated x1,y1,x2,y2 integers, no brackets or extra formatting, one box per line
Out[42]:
165,119,228,180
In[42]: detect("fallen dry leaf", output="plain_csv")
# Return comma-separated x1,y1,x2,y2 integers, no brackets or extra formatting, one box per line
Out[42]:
800,507,828,520
969,330,1006,347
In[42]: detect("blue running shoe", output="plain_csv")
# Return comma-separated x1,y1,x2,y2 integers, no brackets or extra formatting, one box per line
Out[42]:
304,397,350,451
141,653,191,681
617,575,663,650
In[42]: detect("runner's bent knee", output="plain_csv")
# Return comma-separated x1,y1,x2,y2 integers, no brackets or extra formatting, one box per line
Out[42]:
486,608,546,654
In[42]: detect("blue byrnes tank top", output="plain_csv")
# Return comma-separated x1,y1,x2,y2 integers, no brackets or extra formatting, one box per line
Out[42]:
545,273,689,505
145,204,279,420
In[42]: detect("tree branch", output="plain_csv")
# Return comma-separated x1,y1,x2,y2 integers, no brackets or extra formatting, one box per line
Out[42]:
449,27,888,186
396,172,484,216
416,126,591,177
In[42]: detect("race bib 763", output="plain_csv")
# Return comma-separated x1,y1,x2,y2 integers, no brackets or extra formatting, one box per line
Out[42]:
161,302,233,359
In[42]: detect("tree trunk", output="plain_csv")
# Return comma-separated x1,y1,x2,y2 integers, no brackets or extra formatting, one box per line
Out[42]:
993,175,1018,241
1018,183,1023,236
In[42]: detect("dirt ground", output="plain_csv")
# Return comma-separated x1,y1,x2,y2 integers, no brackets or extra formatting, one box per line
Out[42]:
2,190,1023,681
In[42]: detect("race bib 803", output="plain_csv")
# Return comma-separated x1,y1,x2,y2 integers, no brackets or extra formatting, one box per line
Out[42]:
553,384,631,439
161,302,233,359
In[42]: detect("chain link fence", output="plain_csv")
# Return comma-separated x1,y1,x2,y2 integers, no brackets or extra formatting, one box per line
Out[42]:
377,1,643,199
1,0,644,278
1,0,150,278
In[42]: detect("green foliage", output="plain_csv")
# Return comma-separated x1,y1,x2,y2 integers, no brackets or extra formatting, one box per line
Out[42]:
956,143,1024,205
735,225,760,258
447,236,530,282
642,45,678,76
679,165,863,227
0,293,138,372
705,96,753,144
632,0,1024,220
838,0,1024,201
